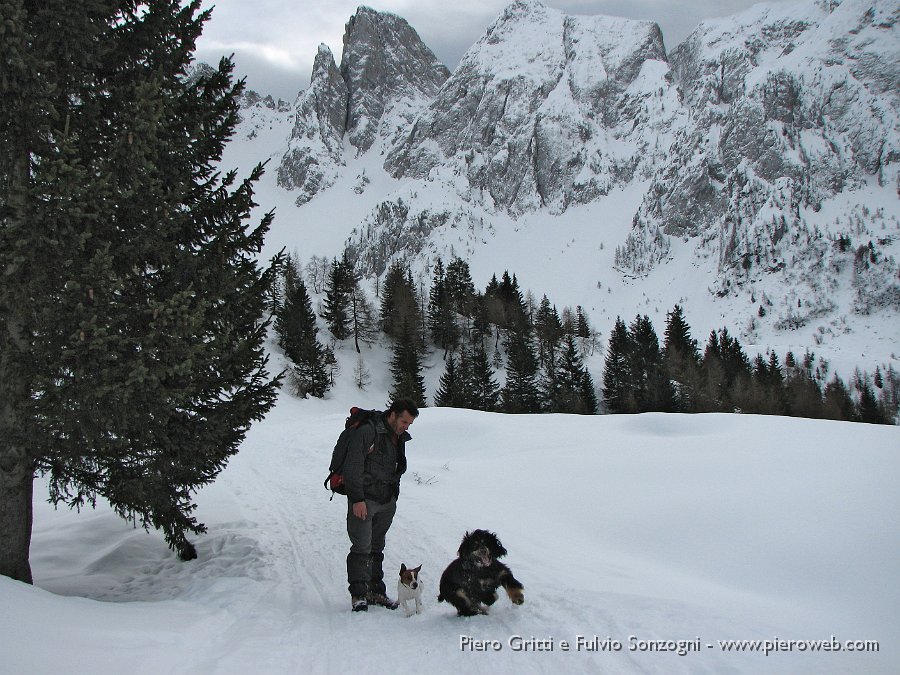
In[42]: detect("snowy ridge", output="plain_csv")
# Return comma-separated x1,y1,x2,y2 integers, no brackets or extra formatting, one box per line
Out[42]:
618,0,899,349
384,0,678,215
221,0,898,387
276,45,349,205
629,0,899,261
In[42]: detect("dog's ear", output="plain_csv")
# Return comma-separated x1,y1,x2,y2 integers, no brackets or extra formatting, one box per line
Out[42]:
413,564,422,573
458,531,473,557
400,563,407,573
489,532,508,558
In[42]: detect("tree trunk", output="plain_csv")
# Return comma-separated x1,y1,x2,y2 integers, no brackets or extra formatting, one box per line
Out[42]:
0,451,34,584
0,308,35,584
0,140,36,583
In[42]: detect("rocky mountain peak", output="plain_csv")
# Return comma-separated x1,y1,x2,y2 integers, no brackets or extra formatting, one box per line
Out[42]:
340,6,450,154
384,0,676,215
229,0,897,376
275,44,348,203
276,7,448,204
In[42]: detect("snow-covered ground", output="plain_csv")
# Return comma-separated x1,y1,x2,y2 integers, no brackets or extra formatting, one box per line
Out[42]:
3,4,897,667
3,364,898,673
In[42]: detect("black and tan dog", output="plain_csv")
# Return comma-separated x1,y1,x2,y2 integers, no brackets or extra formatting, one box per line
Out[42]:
438,529,524,616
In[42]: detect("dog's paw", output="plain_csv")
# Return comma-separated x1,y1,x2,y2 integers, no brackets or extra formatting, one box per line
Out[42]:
508,588,525,605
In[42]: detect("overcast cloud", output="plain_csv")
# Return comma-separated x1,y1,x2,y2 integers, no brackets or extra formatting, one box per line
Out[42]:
194,0,795,101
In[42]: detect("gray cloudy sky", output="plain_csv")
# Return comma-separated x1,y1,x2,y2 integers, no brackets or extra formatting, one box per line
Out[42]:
195,0,791,101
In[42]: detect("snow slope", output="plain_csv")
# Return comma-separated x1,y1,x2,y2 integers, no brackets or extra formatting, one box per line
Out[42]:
4,377,898,673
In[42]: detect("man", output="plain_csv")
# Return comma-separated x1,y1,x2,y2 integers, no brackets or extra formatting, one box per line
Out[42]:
343,399,418,612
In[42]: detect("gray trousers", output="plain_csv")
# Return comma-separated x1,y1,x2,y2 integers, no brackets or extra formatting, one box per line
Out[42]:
346,497,396,597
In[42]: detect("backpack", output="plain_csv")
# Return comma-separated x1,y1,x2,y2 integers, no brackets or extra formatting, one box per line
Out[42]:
324,407,380,499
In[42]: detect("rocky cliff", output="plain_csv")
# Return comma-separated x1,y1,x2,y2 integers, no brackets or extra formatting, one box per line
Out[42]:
384,0,681,215
621,0,898,290
276,6,449,204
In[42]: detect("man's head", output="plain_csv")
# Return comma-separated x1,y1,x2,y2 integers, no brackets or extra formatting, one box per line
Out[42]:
386,398,419,436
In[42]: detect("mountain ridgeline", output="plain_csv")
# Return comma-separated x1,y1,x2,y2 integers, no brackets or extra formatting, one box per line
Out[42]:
238,0,899,384
271,0,897,297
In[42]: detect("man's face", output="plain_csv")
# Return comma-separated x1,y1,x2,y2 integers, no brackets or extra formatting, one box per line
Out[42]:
387,410,415,436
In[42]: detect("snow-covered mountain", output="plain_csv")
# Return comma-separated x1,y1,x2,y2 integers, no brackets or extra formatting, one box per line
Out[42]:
220,0,899,383
275,7,449,205
624,0,899,295
384,0,678,215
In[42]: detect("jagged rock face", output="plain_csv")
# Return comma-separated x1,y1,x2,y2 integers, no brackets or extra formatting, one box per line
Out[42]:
276,7,449,204
342,6,450,154
621,0,899,283
276,45,348,203
268,0,898,318
384,0,679,215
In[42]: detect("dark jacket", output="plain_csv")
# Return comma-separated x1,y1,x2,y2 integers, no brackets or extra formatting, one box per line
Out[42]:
343,412,409,505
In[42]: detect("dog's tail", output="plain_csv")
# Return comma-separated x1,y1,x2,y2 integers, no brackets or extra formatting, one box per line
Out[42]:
437,593,445,603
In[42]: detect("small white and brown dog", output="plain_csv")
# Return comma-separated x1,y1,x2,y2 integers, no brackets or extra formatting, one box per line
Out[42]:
397,563,423,617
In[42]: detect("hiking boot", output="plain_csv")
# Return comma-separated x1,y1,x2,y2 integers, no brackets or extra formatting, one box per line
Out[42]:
366,591,399,610
351,596,368,612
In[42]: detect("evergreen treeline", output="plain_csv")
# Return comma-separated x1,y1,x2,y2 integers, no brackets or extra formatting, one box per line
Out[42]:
603,305,897,424
274,256,597,414
274,255,895,425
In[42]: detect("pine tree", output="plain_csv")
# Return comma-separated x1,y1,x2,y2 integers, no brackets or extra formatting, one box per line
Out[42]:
468,341,501,411
765,351,787,414
427,258,458,353
701,328,751,412
348,283,378,354
389,317,426,407
602,317,631,413
662,304,701,412
1,1,280,581
783,351,824,418
274,256,306,360
857,381,886,424
877,365,900,423
574,306,594,355
470,293,492,347
445,257,477,317
534,296,563,368
550,332,598,414
626,315,672,412
275,262,329,398
785,351,797,369
822,375,856,421
323,345,340,387
381,260,419,342
500,326,542,413
745,354,776,414
580,366,600,415
489,270,528,330
434,352,467,408
322,257,355,340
